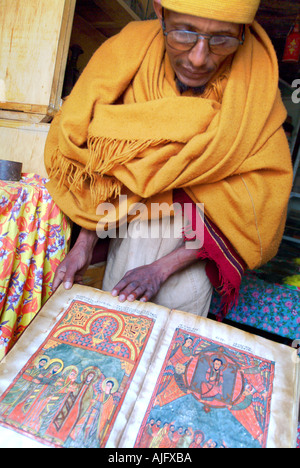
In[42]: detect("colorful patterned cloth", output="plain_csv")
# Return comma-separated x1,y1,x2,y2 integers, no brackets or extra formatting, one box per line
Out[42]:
210,271,300,448
0,174,70,360
209,271,300,341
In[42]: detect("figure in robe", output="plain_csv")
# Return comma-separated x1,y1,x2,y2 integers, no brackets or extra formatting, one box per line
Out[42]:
169,337,194,367
229,382,265,445
91,378,119,446
46,369,98,443
137,418,156,447
177,427,194,448
200,358,224,400
38,367,79,434
67,374,104,446
7,358,60,424
21,362,63,430
0,356,49,418
67,376,119,448
189,430,204,448
155,337,194,405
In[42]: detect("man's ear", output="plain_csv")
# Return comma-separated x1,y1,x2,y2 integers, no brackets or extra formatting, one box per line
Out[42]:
153,0,163,23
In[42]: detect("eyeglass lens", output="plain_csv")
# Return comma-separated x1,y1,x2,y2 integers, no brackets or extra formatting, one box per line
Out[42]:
165,30,241,55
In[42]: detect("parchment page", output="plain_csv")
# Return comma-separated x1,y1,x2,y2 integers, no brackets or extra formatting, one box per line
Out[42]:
0,285,169,448
119,309,300,449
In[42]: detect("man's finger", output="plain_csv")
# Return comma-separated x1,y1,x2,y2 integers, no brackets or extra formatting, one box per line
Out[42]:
62,267,79,290
127,285,148,302
52,263,77,292
63,280,74,290
52,266,67,292
111,278,131,297
139,287,155,303
112,278,144,300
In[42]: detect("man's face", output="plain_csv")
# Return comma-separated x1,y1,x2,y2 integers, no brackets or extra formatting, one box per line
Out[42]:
163,10,241,88
213,359,222,370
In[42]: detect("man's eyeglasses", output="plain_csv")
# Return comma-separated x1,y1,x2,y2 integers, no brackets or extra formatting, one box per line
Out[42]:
162,14,245,56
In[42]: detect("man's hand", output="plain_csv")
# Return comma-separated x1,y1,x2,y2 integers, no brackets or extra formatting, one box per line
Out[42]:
52,228,98,292
111,262,166,303
111,244,199,303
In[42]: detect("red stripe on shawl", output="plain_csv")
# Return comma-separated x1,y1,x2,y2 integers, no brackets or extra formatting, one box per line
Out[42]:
173,189,246,320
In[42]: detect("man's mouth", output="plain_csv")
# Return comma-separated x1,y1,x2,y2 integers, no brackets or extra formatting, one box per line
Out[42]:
181,67,211,79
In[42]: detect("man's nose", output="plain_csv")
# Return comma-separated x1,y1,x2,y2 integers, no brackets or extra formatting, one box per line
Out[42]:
187,38,210,68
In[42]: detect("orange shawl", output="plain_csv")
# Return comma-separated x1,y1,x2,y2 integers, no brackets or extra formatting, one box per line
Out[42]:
45,19,292,270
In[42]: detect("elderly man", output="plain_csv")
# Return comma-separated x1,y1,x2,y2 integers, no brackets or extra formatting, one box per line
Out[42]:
45,0,292,318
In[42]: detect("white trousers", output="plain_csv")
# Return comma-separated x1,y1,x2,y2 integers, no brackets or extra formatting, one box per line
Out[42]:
102,216,212,317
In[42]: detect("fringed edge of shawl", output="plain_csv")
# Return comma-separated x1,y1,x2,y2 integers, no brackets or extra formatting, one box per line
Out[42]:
48,136,171,205
48,146,123,205
87,135,169,174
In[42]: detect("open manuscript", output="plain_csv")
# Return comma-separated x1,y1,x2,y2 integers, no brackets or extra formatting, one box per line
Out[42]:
0,285,298,448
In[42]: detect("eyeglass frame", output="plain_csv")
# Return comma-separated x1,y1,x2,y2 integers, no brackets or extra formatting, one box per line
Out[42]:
161,8,245,55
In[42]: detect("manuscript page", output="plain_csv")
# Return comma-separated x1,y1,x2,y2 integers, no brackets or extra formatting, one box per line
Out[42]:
0,285,168,448
118,309,300,449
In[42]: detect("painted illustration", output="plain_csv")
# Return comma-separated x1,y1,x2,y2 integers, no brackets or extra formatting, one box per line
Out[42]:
0,300,154,448
135,329,275,448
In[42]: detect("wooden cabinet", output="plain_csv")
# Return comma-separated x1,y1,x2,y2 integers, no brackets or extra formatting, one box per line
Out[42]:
0,0,148,177
0,0,75,115
0,0,76,176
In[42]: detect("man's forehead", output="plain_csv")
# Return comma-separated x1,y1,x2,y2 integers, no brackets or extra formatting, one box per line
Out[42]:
164,9,241,34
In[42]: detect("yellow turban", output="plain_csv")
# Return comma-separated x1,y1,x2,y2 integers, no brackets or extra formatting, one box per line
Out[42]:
161,0,260,24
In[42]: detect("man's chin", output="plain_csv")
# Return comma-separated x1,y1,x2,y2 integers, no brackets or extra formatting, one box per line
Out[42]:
177,69,212,88
176,77,206,95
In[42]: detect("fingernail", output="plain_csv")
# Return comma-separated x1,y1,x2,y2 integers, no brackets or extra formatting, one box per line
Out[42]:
119,294,126,302
111,289,117,297
128,294,135,302
64,281,72,290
